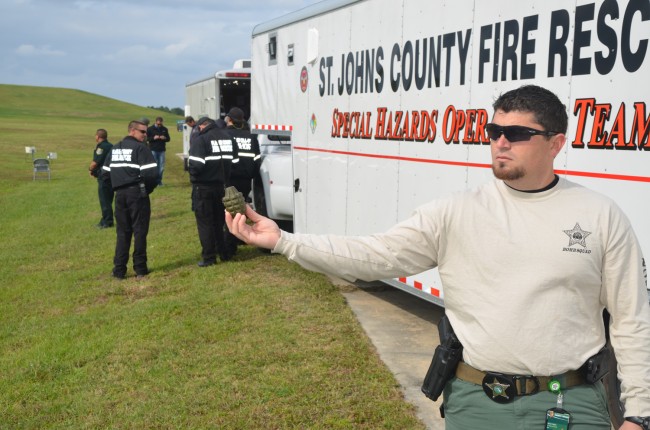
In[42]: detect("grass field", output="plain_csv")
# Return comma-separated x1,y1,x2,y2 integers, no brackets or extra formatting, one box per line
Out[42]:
0,84,425,429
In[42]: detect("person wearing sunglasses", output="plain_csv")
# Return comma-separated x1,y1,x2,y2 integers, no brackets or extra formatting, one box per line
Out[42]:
101,120,159,280
226,85,649,430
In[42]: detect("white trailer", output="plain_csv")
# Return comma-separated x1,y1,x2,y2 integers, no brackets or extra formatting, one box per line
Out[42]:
183,59,251,164
251,0,650,307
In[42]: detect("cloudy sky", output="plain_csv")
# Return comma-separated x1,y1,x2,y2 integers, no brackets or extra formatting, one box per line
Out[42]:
0,0,322,109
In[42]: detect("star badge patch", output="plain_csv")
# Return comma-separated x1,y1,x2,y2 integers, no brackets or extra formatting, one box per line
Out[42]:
482,373,516,403
485,378,510,400
563,223,591,248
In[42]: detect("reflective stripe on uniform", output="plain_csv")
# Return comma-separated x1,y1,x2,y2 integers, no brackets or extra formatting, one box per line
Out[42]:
189,155,206,164
111,163,141,169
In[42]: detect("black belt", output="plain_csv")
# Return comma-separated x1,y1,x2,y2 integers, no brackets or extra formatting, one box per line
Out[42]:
456,361,586,403
115,183,139,191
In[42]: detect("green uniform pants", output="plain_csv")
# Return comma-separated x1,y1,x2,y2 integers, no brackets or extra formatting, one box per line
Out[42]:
443,377,611,430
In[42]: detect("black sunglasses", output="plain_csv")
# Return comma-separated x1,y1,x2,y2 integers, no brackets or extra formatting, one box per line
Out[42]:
485,123,559,142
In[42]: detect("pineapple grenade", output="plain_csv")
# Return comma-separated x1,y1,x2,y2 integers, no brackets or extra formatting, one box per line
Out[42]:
223,186,246,216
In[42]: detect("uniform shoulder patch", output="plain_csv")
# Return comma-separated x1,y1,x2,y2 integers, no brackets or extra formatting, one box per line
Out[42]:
96,148,103,155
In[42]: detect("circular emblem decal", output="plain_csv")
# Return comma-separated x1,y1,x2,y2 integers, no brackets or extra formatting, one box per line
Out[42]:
300,66,308,93
310,113,317,134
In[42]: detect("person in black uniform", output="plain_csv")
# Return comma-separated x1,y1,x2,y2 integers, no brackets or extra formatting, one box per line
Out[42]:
224,107,261,256
89,128,114,228
147,116,170,186
188,117,238,267
102,121,158,279
225,107,261,200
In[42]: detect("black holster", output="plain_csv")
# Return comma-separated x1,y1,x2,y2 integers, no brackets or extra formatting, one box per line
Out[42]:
421,315,463,402
584,346,609,383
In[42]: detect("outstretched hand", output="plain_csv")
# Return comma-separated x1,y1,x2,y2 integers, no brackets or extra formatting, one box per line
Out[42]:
225,205,282,250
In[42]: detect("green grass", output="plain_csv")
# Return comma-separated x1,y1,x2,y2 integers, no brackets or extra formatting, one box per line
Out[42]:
0,84,424,429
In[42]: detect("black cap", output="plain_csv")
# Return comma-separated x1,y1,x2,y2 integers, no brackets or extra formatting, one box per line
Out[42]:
196,116,214,127
226,107,245,123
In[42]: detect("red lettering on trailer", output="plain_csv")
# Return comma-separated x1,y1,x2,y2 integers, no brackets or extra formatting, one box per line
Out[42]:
572,99,650,150
441,105,490,145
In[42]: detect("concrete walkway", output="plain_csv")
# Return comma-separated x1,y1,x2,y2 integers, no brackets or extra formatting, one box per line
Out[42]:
334,278,446,430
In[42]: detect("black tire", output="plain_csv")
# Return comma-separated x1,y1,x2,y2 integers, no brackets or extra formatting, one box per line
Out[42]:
277,220,294,233
252,177,272,253
253,176,269,218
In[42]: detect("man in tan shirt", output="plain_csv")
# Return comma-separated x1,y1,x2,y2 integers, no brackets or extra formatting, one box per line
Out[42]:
226,85,650,430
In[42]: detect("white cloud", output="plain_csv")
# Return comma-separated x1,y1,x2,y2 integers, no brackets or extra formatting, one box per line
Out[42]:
163,42,191,57
15,44,66,56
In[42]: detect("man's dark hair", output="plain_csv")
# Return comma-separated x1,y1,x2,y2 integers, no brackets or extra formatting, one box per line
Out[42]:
96,129,108,140
196,117,214,127
128,120,146,131
493,85,568,134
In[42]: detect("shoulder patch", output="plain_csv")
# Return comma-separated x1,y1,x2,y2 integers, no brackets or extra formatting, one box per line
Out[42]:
96,148,103,155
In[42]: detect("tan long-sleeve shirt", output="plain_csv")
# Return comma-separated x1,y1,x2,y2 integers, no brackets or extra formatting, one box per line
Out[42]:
274,177,650,415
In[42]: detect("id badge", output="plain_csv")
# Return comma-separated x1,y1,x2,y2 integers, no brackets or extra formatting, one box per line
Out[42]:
545,407,571,430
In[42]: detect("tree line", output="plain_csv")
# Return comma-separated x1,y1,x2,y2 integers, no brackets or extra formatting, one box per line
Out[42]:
147,106,184,116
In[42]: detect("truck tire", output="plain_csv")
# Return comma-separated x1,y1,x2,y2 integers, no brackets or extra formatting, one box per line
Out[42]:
253,176,269,218
252,177,273,253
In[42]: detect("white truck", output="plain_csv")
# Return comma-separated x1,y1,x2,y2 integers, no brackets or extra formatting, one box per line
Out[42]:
182,59,252,167
251,0,650,307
